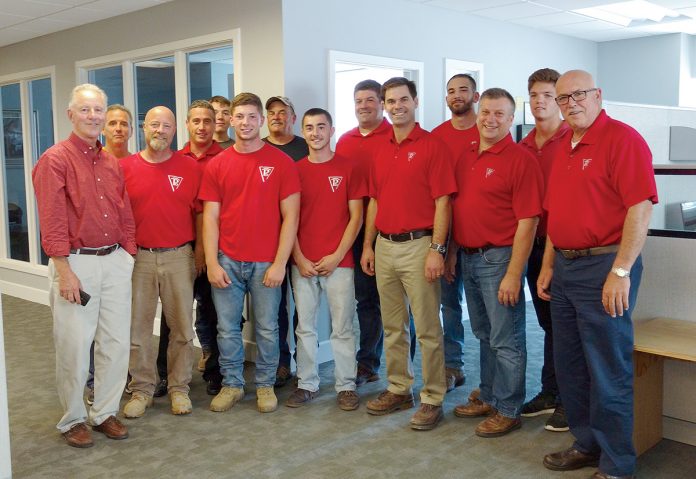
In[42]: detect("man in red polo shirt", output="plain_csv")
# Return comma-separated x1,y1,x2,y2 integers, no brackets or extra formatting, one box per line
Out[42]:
539,70,657,479
519,68,570,432
336,79,392,386
33,83,136,448
361,77,454,431
432,73,480,393
286,108,365,411
451,88,543,438
200,92,300,414
120,106,201,419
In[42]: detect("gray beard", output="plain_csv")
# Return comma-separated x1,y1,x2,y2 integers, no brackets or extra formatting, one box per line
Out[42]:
149,138,169,151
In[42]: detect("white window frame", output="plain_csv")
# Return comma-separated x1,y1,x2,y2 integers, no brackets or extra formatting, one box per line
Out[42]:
75,29,242,151
443,59,484,121
0,66,57,277
328,50,425,129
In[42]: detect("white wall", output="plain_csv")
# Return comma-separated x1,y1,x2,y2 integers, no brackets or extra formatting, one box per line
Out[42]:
598,34,682,106
281,0,597,131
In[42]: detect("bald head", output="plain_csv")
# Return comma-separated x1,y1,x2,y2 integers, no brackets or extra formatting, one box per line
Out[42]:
143,106,176,152
556,69,602,138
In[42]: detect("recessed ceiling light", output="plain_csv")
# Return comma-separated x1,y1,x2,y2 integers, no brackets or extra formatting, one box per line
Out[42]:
574,1,680,27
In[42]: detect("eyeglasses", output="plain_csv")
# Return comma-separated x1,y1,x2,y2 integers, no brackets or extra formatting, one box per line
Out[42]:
555,88,598,106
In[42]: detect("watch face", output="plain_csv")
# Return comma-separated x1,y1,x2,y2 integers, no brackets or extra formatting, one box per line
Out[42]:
613,267,629,278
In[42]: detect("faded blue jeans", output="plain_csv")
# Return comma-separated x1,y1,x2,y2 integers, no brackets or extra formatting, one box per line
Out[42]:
211,253,281,389
460,246,527,418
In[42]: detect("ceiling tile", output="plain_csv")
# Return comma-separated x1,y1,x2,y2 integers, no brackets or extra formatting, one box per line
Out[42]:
428,0,523,13
472,2,559,20
10,16,78,34
74,0,162,16
530,0,620,9
511,10,591,27
0,13,31,29
0,1,67,17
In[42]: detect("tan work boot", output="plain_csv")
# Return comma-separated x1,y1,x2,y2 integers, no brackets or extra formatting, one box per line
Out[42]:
210,386,244,412
170,391,192,415
366,390,415,416
123,392,153,419
410,403,444,430
453,388,495,417
256,386,278,413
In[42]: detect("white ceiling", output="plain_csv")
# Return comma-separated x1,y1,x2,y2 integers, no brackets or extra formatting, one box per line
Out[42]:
1,0,696,48
0,0,175,48
404,0,696,42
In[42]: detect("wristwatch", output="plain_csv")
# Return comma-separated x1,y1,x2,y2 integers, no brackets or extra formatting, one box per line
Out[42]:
611,267,630,278
429,242,446,255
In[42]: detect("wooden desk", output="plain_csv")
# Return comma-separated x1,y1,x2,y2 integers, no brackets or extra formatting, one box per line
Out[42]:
633,318,696,455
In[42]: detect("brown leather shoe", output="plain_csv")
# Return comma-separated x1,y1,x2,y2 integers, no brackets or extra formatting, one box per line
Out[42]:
453,389,494,417
355,366,379,387
410,403,443,430
92,415,129,440
337,390,360,411
62,422,93,448
591,471,635,479
543,446,600,471
366,390,415,416
285,388,317,408
445,368,465,393
475,412,521,437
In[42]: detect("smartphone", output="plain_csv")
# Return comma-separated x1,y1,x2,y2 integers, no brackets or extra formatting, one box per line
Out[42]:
79,289,91,306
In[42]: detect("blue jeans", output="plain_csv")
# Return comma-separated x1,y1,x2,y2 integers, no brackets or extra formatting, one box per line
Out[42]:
461,246,527,418
353,228,384,374
440,251,464,371
211,253,281,389
552,252,642,477
525,239,558,397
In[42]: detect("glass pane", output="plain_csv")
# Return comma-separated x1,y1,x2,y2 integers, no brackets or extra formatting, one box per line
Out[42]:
187,45,234,102
1,83,29,261
135,56,176,150
29,77,54,265
88,65,124,105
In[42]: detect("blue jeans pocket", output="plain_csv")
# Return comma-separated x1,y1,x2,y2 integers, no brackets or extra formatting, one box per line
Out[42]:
482,246,512,265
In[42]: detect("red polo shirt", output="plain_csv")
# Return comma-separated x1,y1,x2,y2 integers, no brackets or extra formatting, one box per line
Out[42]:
452,134,543,248
519,122,570,237
545,110,658,249
198,143,301,262
120,152,201,248
32,133,136,256
431,120,480,166
335,118,391,196
369,123,456,234
180,140,223,175
296,154,366,267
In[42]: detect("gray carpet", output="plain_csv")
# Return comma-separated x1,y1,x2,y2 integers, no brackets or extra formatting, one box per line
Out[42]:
2,294,692,478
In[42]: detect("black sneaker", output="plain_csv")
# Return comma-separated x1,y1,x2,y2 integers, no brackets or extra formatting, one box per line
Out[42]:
206,379,222,396
355,366,379,387
153,379,168,398
521,390,556,417
274,365,293,388
545,404,569,432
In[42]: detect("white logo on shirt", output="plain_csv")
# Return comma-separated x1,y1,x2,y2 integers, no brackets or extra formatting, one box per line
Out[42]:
259,166,275,183
408,152,416,162
328,176,343,192
485,168,495,178
168,175,183,191
582,159,592,170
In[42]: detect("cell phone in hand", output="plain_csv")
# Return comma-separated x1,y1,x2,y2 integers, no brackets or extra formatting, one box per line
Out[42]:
79,289,91,306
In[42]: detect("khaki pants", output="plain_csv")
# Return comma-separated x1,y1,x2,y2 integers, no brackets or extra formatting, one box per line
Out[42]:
375,235,446,405
49,247,133,432
129,245,195,396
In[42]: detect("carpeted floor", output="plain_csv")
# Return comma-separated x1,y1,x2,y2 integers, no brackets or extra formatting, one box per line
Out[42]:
2,294,692,478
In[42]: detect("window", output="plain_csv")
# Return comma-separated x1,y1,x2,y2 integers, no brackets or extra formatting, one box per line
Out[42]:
78,30,240,151
0,69,56,269
329,51,424,142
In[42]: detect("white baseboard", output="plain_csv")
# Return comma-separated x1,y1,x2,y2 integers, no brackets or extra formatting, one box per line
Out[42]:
0,281,49,305
664,416,696,447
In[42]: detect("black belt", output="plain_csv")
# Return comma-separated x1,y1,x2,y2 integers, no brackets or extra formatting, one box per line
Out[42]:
461,245,498,255
70,244,119,256
554,244,619,260
138,243,190,253
378,229,432,242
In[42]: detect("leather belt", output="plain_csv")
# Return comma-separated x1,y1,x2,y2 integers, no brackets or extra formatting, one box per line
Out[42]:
379,229,432,242
70,244,119,256
138,243,190,253
461,245,494,255
554,244,619,260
